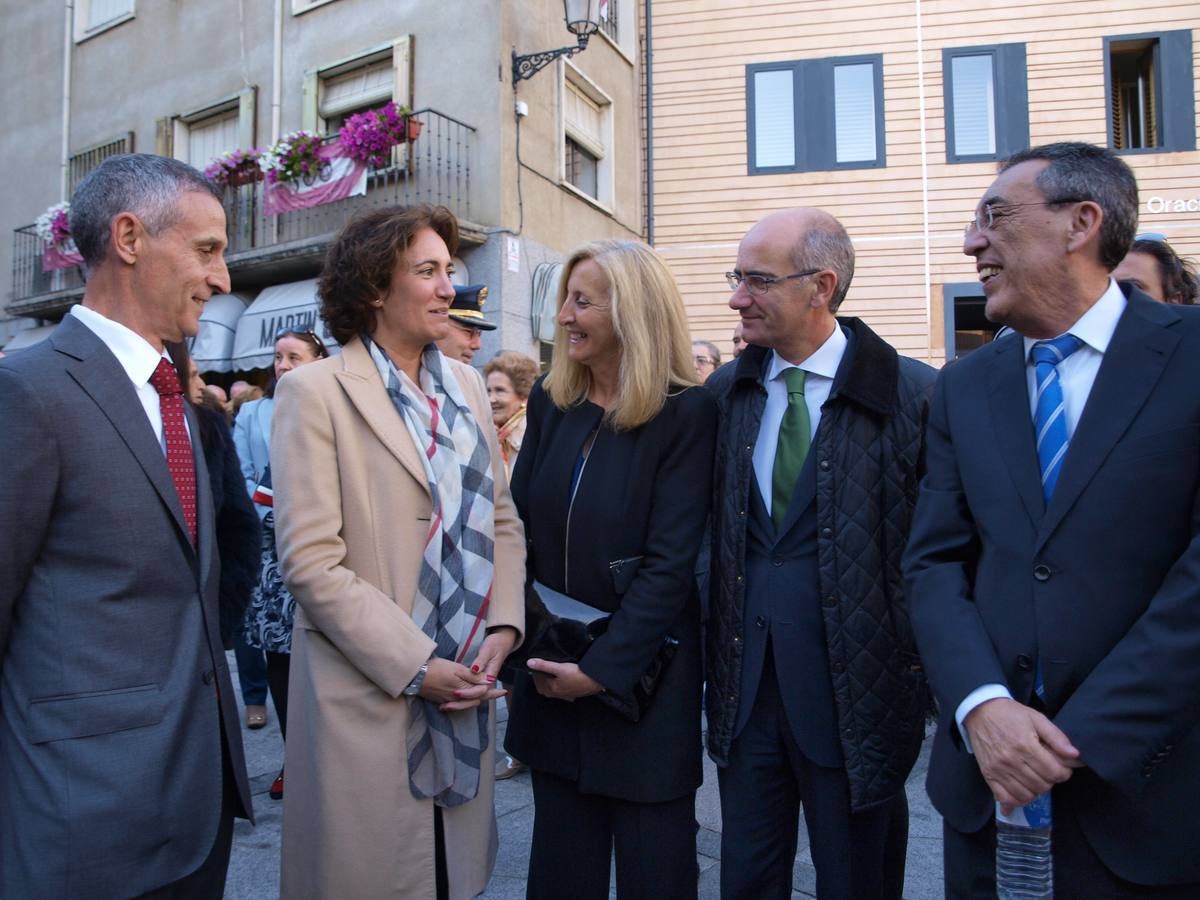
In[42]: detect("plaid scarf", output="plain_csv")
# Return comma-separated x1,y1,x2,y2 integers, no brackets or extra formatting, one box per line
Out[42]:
367,338,496,807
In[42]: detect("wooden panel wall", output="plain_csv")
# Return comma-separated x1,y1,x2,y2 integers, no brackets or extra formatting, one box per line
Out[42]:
650,1,1200,366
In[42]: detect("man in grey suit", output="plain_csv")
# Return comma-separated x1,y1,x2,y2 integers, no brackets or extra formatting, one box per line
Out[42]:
0,154,252,898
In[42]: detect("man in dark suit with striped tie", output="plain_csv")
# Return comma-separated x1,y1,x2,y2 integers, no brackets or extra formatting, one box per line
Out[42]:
904,142,1200,896
0,154,252,898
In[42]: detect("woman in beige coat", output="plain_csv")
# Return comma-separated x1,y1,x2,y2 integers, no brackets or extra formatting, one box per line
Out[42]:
272,205,525,899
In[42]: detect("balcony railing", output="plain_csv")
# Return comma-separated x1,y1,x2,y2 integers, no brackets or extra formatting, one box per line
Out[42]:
9,108,474,308
223,107,474,256
10,225,85,305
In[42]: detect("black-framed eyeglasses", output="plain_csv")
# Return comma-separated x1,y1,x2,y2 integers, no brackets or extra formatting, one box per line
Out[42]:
964,198,1085,236
725,269,822,295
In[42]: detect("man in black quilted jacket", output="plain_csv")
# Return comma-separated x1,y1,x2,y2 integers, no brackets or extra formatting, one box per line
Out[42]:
705,208,934,899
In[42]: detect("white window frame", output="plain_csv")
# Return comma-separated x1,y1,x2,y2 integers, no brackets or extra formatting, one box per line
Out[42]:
304,37,412,137
169,89,257,167
74,0,135,42
596,0,636,64
560,62,614,211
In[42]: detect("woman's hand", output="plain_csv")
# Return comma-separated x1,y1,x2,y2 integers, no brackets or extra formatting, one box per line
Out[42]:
419,657,506,712
471,626,519,681
526,659,605,701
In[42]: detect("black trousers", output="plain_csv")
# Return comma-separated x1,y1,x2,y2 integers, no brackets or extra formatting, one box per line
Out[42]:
944,801,1200,899
718,653,907,899
265,650,290,742
527,768,697,900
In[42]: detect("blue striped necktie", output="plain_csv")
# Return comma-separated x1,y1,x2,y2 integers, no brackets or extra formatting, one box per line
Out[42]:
1031,334,1084,503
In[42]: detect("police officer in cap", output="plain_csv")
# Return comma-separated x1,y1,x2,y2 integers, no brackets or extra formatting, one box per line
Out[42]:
437,283,495,364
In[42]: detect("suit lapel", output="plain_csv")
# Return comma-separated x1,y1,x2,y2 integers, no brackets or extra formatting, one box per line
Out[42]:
986,335,1045,529
1036,297,1179,548
335,338,431,495
58,322,197,551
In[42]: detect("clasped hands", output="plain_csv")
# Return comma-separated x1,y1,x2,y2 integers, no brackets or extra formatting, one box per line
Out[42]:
418,626,518,712
964,697,1083,814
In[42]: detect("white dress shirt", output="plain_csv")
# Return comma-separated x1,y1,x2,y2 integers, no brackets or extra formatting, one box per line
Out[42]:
752,324,848,516
955,279,1128,747
70,304,180,452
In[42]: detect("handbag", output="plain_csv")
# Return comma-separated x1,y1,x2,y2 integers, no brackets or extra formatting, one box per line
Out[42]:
501,573,678,723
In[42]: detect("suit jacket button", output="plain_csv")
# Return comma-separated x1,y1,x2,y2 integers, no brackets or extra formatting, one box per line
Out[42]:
1016,654,1033,671
772,559,783,567
1033,564,1051,582
819,459,831,471
202,669,215,685
820,527,832,538
755,616,767,629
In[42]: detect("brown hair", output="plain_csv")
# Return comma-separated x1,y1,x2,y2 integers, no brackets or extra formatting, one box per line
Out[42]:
483,351,540,400
318,205,460,345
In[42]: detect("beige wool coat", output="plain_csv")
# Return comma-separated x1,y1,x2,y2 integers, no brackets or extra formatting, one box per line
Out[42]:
271,337,525,899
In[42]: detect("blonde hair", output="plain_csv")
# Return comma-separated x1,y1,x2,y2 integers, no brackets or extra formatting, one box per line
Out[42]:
543,239,697,430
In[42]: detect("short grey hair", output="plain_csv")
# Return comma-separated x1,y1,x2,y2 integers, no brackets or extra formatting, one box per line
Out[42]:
794,221,856,312
70,153,220,269
999,142,1138,271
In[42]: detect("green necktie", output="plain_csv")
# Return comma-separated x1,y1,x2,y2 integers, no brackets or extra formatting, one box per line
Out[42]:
771,367,811,530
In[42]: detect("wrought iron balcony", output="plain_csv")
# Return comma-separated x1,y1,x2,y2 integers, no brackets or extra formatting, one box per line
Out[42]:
8,108,475,315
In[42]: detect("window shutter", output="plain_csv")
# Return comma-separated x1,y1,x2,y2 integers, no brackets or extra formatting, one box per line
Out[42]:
320,59,394,118
950,54,996,157
88,0,132,29
752,69,795,169
188,112,240,169
833,62,877,164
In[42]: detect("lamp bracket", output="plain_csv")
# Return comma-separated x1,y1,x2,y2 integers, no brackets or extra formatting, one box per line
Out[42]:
512,36,590,84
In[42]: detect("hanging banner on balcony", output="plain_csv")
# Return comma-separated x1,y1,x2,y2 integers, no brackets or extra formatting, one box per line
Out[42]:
263,141,368,217
42,240,84,272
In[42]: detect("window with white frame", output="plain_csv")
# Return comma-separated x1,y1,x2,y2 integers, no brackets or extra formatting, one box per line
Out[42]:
168,89,256,169
75,0,134,40
562,69,613,206
304,39,413,147
319,56,394,132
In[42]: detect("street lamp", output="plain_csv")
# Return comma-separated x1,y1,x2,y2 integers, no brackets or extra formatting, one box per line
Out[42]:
512,0,602,85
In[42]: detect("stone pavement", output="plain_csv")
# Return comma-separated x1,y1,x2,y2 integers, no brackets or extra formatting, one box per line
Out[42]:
224,650,943,898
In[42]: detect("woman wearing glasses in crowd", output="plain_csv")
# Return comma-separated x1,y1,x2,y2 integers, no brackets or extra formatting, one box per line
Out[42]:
1112,233,1199,305
504,239,716,899
271,205,524,900
233,326,329,801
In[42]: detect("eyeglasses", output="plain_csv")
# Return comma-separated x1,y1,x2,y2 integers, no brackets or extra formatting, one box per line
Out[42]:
964,199,1084,236
693,355,717,367
450,320,484,338
725,269,822,295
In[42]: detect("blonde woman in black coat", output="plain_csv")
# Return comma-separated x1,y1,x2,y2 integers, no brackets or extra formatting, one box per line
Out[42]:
504,240,716,900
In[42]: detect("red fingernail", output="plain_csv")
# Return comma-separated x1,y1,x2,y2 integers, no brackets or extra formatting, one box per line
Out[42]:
471,665,480,673
486,674,497,683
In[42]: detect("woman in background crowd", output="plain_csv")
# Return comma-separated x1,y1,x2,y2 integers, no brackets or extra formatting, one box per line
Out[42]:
505,239,716,899
272,205,524,900
484,350,540,482
233,327,329,799
1112,233,1198,304
166,341,261,656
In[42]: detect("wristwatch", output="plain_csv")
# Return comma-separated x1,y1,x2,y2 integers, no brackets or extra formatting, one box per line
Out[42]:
403,659,431,697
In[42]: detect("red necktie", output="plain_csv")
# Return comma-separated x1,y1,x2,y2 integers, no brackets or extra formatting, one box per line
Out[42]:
149,358,198,546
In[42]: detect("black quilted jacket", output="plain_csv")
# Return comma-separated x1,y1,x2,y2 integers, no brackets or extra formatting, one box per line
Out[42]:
705,317,935,811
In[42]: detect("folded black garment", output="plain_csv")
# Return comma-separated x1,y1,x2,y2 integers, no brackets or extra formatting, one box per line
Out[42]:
501,579,677,723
